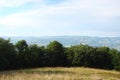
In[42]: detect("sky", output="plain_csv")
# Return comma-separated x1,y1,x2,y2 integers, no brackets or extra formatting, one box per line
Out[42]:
0,0,120,37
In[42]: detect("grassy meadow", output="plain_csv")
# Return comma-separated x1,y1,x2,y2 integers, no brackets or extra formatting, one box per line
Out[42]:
0,67,120,80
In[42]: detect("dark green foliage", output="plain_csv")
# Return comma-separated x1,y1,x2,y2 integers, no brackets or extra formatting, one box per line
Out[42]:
45,41,67,66
15,40,28,54
15,40,29,68
66,45,115,69
109,49,120,70
25,44,45,67
92,47,113,69
25,44,40,67
72,45,94,66
0,38,17,70
0,38,120,71
65,47,74,66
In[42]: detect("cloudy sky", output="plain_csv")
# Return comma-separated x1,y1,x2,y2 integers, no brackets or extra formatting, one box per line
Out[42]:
0,0,120,37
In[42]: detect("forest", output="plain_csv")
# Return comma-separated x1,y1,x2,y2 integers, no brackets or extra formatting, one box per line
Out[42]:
0,38,120,71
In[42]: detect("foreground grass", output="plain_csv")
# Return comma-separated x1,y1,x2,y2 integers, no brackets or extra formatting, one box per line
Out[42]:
0,67,120,80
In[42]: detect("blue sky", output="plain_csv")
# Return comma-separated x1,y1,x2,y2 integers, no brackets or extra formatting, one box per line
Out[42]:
0,0,120,37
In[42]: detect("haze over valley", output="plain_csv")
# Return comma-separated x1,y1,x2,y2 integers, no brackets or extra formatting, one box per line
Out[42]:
3,36,120,51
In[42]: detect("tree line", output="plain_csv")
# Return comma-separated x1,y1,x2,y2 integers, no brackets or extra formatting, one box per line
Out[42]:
0,38,120,71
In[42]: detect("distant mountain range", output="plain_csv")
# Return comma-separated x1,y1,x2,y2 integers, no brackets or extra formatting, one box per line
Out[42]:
2,36,120,51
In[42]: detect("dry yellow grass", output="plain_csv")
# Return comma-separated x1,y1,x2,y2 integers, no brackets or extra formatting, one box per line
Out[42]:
0,67,120,80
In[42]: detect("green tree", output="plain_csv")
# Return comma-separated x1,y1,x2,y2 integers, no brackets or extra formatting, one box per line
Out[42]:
65,47,74,66
109,49,120,70
0,38,17,70
72,44,94,67
0,38,119,71
45,41,67,66
25,44,45,67
67,45,113,69
15,40,28,68
15,40,28,54
93,47,113,69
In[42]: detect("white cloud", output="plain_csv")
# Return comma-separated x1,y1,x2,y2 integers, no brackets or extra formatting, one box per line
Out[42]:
0,0,42,7
0,0,120,35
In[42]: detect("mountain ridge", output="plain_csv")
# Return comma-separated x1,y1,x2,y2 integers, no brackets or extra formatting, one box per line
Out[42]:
2,36,120,51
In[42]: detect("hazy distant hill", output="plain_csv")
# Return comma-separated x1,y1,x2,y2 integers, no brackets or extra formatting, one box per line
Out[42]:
3,36,120,51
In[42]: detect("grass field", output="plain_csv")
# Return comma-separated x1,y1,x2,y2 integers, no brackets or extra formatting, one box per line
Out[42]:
0,67,120,80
